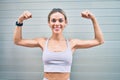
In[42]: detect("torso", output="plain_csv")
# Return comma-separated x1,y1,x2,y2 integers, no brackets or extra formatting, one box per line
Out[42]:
44,72,70,80
38,37,75,80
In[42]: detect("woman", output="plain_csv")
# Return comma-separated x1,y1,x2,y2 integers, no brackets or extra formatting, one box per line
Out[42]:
14,8,104,80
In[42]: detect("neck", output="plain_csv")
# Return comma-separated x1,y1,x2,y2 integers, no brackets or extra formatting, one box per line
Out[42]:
50,33,65,41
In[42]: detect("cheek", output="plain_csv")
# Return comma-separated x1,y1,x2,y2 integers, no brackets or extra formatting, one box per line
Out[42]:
48,22,53,27
63,22,67,27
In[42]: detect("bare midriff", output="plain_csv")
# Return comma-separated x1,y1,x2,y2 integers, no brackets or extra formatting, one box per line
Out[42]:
44,72,70,80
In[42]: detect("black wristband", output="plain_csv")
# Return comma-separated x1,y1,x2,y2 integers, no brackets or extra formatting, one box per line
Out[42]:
16,21,23,26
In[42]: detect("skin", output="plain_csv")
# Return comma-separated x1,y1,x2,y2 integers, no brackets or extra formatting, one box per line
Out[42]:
14,10,104,80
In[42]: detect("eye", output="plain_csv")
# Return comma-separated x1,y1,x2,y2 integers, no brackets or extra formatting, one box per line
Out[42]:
59,18,63,23
51,19,56,23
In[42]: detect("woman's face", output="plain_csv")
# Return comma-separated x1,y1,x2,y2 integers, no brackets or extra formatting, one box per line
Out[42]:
48,12,67,34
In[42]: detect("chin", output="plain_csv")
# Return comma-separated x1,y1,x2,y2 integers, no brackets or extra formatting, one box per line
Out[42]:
53,30,62,34
54,32,61,34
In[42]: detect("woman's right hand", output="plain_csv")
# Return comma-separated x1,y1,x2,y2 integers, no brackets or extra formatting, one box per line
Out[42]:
18,11,32,23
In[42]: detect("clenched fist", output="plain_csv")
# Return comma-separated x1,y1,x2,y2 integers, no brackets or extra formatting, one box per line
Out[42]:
81,10,95,20
18,11,32,23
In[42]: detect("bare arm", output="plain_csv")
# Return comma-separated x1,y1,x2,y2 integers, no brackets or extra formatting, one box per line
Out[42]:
71,10,104,49
14,26,40,47
13,11,44,48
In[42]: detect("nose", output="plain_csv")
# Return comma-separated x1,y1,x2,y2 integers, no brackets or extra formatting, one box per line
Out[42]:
55,20,60,25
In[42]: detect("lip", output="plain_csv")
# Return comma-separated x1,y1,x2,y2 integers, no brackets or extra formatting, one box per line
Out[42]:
54,27,61,31
53,26,62,31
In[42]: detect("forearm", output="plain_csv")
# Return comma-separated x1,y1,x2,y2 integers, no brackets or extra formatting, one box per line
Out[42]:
13,16,24,43
91,17,104,44
13,26,22,44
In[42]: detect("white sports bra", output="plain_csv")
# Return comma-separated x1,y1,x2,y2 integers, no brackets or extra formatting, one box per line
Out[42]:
42,38,73,72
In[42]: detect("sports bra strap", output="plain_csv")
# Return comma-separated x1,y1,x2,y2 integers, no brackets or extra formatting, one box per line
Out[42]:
44,38,71,51
44,38,50,50
66,39,71,50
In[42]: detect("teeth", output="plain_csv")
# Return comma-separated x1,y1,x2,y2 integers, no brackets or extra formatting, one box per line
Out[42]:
54,26,60,28
53,26,61,31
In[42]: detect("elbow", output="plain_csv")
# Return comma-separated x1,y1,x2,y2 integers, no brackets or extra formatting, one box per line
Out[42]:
99,41,104,45
95,38,104,46
14,40,19,45
13,38,21,45
14,41,19,45
98,39,104,45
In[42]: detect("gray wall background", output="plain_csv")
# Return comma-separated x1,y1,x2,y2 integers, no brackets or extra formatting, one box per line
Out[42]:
0,0,120,80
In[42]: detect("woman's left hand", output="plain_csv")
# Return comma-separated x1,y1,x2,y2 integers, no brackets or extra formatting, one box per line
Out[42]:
81,10,95,19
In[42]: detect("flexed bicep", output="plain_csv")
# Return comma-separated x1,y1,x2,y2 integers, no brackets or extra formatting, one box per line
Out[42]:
15,39,39,47
71,39,102,49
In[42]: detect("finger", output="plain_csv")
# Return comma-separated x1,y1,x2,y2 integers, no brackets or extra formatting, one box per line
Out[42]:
25,14,32,18
85,10,91,17
24,12,32,19
26,12,32,18
81,12,88,18
28,14,32,18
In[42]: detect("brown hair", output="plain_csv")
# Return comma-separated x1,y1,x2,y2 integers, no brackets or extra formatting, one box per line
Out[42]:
48,8,67,23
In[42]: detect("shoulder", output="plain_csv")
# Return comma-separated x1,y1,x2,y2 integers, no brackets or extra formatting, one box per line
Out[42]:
34,37,48,49
69,38,80,44
67,38,81,52
34,37,49,45
68,38,79,48
69,38,87,48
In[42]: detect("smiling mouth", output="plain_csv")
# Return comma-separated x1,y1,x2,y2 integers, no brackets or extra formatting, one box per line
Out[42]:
53,26,62,31
54,27,60,31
